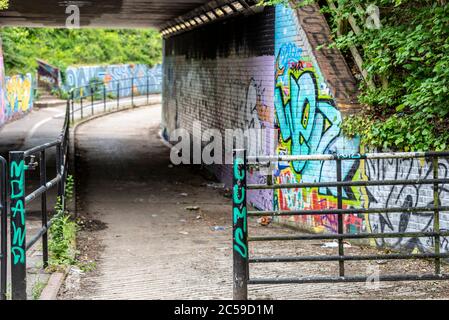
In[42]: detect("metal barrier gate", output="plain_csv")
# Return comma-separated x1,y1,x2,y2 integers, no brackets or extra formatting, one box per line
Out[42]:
232,149,449,300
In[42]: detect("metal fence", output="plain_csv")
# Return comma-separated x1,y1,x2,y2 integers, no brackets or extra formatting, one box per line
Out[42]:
69,76,161,122
1,76,157,300
232,149,449,300
8,98,70,300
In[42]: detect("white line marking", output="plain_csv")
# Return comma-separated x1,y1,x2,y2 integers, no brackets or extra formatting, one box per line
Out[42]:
26,114,62,140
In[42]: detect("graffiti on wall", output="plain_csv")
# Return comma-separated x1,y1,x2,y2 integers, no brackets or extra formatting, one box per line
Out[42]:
65,63,162,98
233,151,248,258
365,157,449,253
274,4,362,234
37,59,62,89
0,43,6,124
10,158,26,265
1,37,34,125
4,74,34,119
164,55,275,211
274,4,449,253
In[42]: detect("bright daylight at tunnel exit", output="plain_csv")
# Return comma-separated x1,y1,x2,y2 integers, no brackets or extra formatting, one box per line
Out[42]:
0,0,449,311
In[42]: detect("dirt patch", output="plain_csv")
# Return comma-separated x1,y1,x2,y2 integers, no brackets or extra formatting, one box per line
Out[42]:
58,211,107,299
79,217,108,232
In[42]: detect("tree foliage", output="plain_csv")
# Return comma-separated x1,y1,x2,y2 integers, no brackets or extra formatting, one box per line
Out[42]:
260,0,449,151
0,27,162,76
0,0,8,10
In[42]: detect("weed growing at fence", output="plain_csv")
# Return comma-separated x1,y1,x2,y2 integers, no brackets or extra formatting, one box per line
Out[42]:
31,280,46,300
48,175,77,270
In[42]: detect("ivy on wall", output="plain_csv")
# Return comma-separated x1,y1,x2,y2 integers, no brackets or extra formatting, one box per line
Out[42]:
260,0,449,152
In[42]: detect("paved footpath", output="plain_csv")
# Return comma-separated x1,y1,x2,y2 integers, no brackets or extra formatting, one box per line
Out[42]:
59,105,449,300
0,95,160,299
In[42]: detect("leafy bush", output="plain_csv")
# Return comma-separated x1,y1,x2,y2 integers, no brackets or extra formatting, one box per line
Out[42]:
0,0,8,10
0,0,9,10
260,0,449,151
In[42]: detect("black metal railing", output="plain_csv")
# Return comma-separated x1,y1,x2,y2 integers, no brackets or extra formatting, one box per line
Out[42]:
5,75,159,300
9,99,70,300
232,150,449,300
68,75,161,123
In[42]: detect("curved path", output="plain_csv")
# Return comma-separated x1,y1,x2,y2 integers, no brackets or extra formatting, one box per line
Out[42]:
63,105,449,300
65,105,233,299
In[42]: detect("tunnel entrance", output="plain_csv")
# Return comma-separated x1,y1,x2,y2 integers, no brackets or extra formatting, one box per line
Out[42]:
2,0,449,302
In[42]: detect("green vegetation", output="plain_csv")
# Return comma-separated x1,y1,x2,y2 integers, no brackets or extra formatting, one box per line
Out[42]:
0,27,162,76
260,0,449,151
0,0,8,10
48,176,77,269
31,280,46,300
48,175,97,273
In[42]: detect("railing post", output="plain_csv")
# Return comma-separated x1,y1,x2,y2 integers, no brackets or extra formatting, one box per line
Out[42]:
0,157,7,301
146,75,149,104
117,82,120,110
80,96,84,119
70,90,74,124
9,151,27,300
233,149,248,300
336,156,345,277
433,156,441,274
131,77,134,107
40,150,48,269
103,84,107,112
56,144,64,212
90,85,94,115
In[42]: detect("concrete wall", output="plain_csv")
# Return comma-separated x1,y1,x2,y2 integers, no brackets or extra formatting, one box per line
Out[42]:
0,38,34,126
162,3,449,254
64,63,162,98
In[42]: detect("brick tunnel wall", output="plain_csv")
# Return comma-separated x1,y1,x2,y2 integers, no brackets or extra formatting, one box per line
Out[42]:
162,7,276,211
162,3,449,254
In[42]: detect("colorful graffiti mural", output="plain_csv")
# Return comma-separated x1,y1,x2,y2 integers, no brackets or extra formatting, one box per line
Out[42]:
0,41,6,125
272,3,449,254
65,63,162,98
4,74,34,118
1,39,34,126
274,4,362,233
37,59,62,90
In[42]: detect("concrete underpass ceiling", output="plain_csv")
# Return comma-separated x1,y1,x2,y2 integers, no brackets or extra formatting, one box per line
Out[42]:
0,0,214,29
